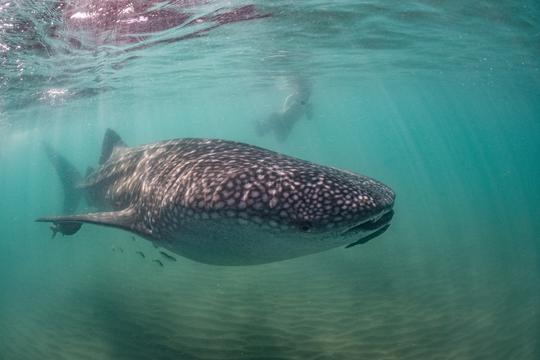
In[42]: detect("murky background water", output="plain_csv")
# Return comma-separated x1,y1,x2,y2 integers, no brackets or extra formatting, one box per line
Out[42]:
1,1,539,359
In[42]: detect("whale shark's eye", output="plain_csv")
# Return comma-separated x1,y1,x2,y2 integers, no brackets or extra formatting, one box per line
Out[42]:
297,220,312,232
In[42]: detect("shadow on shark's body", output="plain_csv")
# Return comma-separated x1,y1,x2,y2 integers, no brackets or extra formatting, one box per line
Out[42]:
256,75,313,142
37,129,395,265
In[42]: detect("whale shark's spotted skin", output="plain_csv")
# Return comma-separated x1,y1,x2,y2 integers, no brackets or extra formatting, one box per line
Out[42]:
38,131,395,265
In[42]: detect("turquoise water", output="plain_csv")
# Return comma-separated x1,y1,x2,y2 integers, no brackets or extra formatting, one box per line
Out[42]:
1,1,539,359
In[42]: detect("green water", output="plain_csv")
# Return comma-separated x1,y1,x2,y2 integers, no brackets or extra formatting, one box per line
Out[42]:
1,1,539,359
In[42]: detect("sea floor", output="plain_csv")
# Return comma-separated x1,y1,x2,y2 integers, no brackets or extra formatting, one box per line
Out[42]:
1,224,537,360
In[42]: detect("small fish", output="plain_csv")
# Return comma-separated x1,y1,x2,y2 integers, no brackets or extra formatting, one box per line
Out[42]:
131,236,136,241
136,251,145,258
153,259,164,267
159,251,177,262
111,246,123,253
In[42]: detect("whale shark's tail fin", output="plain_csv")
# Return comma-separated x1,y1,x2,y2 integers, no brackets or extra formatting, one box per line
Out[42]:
43,144,83,215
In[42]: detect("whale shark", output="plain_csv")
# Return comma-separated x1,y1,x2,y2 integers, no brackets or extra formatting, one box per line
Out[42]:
37,129,395,265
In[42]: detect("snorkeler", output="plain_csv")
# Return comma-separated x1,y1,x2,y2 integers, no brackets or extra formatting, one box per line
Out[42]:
256,75,313,142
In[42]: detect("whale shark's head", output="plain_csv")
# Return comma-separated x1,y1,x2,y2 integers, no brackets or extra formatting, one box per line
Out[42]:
255,167,395,242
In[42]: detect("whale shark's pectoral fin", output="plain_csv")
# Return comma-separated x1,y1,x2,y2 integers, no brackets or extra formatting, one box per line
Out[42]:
345,224,390,249
36,207,151,239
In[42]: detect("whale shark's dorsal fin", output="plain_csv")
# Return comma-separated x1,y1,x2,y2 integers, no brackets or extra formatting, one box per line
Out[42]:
36,207,152,239
99,128,127,164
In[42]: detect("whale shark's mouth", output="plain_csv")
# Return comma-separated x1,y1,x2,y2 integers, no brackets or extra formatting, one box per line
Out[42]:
341,209,395,235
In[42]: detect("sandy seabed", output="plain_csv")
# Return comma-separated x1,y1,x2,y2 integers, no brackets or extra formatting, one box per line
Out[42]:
1,226,538,360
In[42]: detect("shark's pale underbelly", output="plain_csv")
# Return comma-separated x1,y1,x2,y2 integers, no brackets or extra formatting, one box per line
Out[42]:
156,219,348,266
